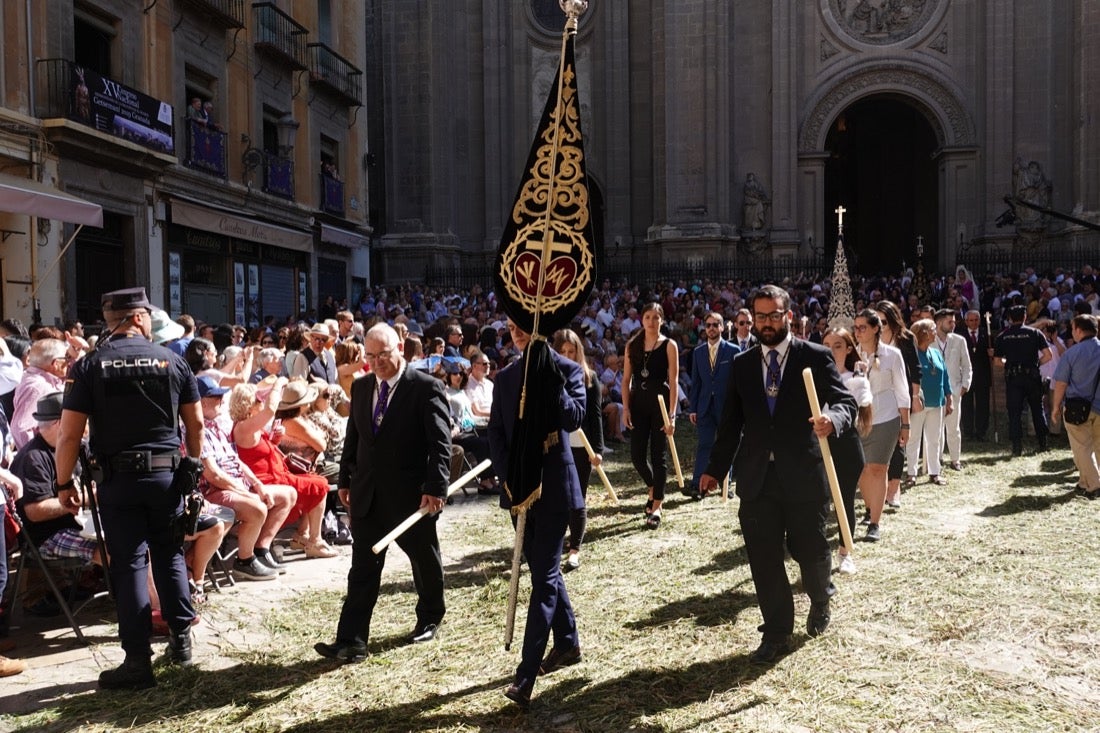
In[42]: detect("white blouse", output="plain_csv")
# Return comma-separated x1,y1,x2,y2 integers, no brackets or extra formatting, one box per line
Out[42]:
859,342,911,425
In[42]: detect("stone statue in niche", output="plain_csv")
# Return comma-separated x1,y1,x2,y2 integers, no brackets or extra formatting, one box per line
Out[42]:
742,173,769,232
1013,157,1052,230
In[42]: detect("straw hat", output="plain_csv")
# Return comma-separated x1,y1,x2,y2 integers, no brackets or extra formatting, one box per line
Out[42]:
277,380,318,410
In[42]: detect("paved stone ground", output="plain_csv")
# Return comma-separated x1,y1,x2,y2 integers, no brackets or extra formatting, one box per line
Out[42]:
0,491,500,718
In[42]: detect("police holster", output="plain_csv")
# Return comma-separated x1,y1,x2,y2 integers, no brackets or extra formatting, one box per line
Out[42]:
170,457,204,544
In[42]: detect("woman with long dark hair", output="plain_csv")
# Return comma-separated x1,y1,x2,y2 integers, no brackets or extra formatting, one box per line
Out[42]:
874,300,922,505
622,303,679,529
554,329,604,568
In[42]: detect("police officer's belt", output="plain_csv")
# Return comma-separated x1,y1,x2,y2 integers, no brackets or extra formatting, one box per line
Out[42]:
107,451,182,473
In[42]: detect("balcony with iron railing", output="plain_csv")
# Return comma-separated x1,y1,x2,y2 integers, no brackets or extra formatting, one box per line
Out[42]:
307,43,363,106
264,153,295,199
185,118,228,179
179,0,246,28
252,2,308,70
320,172,345,216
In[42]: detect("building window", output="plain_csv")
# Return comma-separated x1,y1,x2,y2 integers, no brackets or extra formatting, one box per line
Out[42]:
73,5,116,77
317,0,332,45
531,0,565,33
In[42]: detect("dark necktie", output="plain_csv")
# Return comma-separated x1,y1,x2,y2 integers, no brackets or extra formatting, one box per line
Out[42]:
372,380,390,433
971,330,978,343
766,350,780,414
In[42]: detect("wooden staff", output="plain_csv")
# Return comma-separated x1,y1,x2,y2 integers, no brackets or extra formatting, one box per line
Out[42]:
657,394,685,488
503,510,526,650
371,459,493,554
801,368,854,552
574,430,618,504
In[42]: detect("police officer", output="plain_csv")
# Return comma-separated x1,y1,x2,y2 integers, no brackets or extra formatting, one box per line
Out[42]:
54,287,204,690
994,305,1052,456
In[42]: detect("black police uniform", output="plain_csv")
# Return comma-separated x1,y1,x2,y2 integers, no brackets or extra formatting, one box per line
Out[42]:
994,319,1049,452
63,331,200,659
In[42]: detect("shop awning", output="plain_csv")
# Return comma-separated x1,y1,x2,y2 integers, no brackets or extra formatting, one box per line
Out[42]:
0,172,103,227
320,223,369,248
170,197,312,252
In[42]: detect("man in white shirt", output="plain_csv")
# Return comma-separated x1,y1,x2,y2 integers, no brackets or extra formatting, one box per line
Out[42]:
935,309,972,470
464,349,494,428
619,308,641,338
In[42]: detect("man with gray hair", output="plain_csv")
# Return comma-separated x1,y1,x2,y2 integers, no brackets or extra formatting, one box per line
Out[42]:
11,339,69,449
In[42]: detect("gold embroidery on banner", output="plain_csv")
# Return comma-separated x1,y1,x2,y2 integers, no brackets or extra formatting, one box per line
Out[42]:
499,62,593,318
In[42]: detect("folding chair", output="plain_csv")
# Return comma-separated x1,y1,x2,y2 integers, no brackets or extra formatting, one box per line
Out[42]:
8,517,109,645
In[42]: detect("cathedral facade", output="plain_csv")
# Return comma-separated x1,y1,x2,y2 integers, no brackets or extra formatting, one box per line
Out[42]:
367,1,1100,280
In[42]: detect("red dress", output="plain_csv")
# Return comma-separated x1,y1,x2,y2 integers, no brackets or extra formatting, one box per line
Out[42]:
235,432,328,527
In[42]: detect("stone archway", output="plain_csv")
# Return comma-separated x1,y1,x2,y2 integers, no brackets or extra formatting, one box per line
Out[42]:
798,65,978,272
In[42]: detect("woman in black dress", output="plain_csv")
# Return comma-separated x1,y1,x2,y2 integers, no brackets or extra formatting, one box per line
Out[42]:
621,303,679,529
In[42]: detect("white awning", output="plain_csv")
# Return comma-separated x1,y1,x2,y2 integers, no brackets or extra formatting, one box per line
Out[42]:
0,172,104,227
320,223,369,248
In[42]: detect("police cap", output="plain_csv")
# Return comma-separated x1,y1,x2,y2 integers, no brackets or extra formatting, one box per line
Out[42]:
101,287,152,312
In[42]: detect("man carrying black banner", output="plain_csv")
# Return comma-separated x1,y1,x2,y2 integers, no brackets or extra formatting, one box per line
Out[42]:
55,287,204,690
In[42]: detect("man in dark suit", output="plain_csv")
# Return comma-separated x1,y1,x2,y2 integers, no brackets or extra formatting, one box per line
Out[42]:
731,308,757,352
315,323,452,662
959,309,992,440
699,284,855,664
489,319,586,708
687,311,740,498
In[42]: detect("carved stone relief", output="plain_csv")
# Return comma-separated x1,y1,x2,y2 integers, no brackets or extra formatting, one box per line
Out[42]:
828,0,940,46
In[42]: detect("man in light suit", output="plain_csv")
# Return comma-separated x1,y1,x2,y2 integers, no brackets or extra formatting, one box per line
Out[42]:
700,285,855,664
315,323,452,662
489,319,586,708
687,312,740,499
934,309,972,470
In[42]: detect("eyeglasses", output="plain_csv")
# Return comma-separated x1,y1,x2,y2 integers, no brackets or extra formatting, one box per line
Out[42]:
853,324,870,332
475,361,490,366
753,312,787,324
364,348,393,361
704,322,721,328
261,340,274,345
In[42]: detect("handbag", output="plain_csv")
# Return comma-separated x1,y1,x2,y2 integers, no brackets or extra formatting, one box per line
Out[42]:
282,450,315,475
1063,365,1100,425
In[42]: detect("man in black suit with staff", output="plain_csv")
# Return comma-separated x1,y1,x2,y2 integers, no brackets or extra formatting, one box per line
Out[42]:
699,284,856,664
315,323,452,661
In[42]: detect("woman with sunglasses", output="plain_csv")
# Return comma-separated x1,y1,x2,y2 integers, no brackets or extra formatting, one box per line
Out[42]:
853,309,910,542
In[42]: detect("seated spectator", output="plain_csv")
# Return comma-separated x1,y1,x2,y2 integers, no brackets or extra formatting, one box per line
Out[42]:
440,362,494,494
250,347,285,383
306,383,348,465
11,339,68,449
334,341,366,401
275,380,339,483
13,393,104,568
215,345,256,386
196,376,295,581
228,381,335,559
464,349,494,427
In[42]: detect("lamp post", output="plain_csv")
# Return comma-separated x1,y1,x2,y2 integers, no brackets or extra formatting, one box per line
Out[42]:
912,234,929,304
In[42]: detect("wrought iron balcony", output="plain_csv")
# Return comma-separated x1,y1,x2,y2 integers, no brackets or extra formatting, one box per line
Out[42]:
252,3,308,70
185,119,228,178
180,0,246,28
307,43,362,106
320,172,345,216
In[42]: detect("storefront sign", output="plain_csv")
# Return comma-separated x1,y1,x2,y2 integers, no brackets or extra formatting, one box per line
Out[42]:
69,62,174,155
171,199,312,252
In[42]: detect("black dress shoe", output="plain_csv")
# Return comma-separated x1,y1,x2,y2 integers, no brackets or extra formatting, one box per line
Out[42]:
806,602,831,638
314,640,367,662
163,630,193,666
539,644,582,674
504,678,534,708
749,638,790,665
409,622,440,643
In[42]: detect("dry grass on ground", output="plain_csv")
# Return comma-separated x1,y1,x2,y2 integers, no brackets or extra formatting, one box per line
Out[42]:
5,431,1100,732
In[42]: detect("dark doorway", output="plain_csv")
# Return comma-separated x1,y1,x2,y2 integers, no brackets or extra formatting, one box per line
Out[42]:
588,177,606,276
824,97,938,275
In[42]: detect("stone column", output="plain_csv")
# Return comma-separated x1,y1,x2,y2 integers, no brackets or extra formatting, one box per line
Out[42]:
768,1,799,248
937,147,980,268
797,152,829,258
